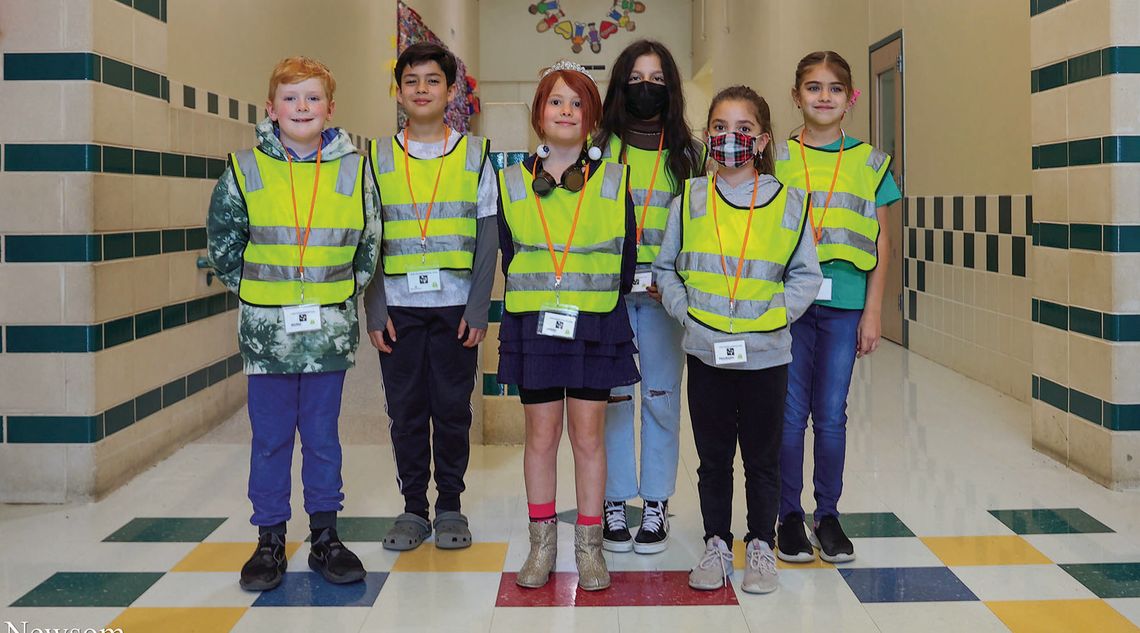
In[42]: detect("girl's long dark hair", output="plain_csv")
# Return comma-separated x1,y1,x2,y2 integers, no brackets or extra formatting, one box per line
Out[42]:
597,39,701,195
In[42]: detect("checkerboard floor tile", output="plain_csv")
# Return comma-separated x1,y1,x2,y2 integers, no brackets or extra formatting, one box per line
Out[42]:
5,344,1140,631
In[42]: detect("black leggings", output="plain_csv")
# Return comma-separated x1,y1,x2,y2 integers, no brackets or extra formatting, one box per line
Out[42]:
518,386,611,405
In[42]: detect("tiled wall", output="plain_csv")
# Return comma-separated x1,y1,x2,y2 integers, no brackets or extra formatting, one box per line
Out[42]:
903,195,1034,402
1029,0,1140,488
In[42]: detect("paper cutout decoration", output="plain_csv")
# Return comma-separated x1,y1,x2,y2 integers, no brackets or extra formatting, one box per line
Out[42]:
529,0,646,54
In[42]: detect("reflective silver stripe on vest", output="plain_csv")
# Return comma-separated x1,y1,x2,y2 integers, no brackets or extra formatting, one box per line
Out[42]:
639,228,666,246
688,178,709,219
600,142,614,159
241,261,353,283
383,200,476,222
504,164,528,203
810,190,877,219
506,271,619,293
676,252,786,282
818,226,877,254
631,188,675,209
775,141,791,161
688,286,786,318
249,226,363,247
866,147,888,171
373,138,396,175
336,152,361,195
234,150,263,192
465,136,484,172
782,186,807,231
383,234,477,257
511,237,624,256
600,162,624,200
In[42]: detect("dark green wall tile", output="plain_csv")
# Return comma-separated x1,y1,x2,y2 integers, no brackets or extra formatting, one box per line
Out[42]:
207,293,227,316
226,292,239,310
229,98,239,120
1038,376,1068,412
103,232,134,260
1033,374,1041,399
924,229,934,262
102,57,132,90
104,316,134,348
986,234,999,273
1037,61,1067,91
1038,222,1069,248
248,104,257,124
483,373,520,396
183,84,196,109
1033,0,1065,15
999,196,1012,234
227,353,242,375
103,145,133,174
1033,298,1041,322
6,326,101,353
1013,236,1026,277
1069,388,1102,424
207,92,218,114
1033,145,1041,169
134,309,161,338
1069,306,1101,337
186,227,207,249
207,158,225,179
975,196,987,232
162,377,187,407
917,260,926,292
1070,223,1102,250
1104,47,1140,74
1031,68,1040,93
162,229,186,253
1069,138,1103,166
1103,403,1140,432
161,303,186,329
134,0,161,20
5,416,103,443
1038,300,1068,330
1038,142,1068,169
4,52,100,81
185,155,207,178
4,235,100,262
1067,50,1102,83
1104,314,1140,342
104,401,135,436
908,228,916,259
5,144,100,172
134,387,162,421
161,152,185,177
135,230,160,256
186,297,209,322
134,149,161,175
488,300,504,323
1104,225,1140,253
186,368,208,395
934,197,944,229
160,0,167,21
161,76,169,101
1103,136,1140,164
133,67,161,98
916,197,926,227
909,289,917,320
207,359,228,385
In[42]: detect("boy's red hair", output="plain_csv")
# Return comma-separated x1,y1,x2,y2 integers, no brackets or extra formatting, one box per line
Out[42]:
268,57,336,101
530,69,601,142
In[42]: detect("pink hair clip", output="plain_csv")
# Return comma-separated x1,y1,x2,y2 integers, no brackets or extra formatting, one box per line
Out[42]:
849,88,862,107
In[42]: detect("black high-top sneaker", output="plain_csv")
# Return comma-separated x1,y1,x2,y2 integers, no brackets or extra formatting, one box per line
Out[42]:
239,531,287,591
602,500,633,553
633,500,669,554
776,513,816,563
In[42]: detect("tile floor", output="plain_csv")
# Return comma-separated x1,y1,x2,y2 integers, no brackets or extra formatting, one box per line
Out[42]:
3,342,1140,632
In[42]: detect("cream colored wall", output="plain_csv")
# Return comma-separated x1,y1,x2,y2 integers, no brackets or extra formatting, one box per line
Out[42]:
167,0,397,138
406,0,480,78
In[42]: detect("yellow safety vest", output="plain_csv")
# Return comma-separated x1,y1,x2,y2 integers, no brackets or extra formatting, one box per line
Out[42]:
231,148,364,307
601,135,680,265
370,133,487,274
678,177,808,333
500,160,628,314
774,138,889,271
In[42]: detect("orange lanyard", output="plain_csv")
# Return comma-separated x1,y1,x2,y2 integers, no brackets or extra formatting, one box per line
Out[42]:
798,129,845,244
623,134,665,246
402,126,451,257
709,170,760,320
285,141,323,299
531,158,591,293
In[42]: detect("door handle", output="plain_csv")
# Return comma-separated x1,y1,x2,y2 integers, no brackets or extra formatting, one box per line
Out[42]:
196,256,215,286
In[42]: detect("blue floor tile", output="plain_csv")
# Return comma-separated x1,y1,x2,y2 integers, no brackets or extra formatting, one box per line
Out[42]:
251,571,387,607
839,567,978,603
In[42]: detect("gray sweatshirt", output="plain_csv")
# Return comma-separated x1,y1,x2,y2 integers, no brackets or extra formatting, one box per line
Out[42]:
653,173,822,370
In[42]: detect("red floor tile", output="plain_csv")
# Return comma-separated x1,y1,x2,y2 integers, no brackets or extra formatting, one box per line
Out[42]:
496,571,739,607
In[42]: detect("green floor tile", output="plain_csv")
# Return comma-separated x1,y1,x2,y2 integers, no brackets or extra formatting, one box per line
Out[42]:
838,512,915,538
989,508,1113,535
1060,562,1140,598
11,572,163,607
304,517,398,542
103,517,226,542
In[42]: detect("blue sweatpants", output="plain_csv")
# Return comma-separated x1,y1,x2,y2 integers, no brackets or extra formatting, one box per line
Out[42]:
247,371,347,528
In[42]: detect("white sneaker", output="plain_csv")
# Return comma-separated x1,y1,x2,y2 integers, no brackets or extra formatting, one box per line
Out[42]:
742,539,779,594
688,536,734,590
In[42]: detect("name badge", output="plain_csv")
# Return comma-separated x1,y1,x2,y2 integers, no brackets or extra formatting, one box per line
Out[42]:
631,271,653,293
282,304,322,334
407,268,442,293
714,340,747,365
816,278,833,302
538,303,579,339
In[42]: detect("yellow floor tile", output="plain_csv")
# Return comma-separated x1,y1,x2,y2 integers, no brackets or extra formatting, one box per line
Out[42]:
171,542,302,572
108,607,247,633
920,535,1052,566
730,540,834,569
390,542,508,572
987,599,1140,633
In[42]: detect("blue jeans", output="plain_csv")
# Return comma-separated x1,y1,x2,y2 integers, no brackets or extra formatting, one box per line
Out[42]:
247,371,347,527
779,304,861,522
604,291,685,502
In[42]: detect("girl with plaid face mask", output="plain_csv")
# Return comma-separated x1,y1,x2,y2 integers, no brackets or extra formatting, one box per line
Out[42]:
654,85,823,594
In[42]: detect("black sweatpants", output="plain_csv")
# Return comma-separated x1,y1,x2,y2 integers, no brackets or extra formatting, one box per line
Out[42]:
686,355,788,547
379,305,478,516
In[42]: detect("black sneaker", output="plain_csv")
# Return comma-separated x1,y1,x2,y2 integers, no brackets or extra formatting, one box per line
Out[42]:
810,515,855,563
602,500,633,552
776,514,815,563
308,528,367,584
240,531,287,591
633,500,669,554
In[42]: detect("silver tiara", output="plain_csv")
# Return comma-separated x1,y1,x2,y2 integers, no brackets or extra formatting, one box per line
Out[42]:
542,60,595,83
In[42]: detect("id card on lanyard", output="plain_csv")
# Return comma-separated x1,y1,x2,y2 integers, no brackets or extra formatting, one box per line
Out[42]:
282,138,323,334
283,304,322,333
531,158,591,340
403,127,450,294
631,270,653,293
714,340,747,365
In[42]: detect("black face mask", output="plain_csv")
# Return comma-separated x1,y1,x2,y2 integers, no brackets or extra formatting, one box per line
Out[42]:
624,82,669,120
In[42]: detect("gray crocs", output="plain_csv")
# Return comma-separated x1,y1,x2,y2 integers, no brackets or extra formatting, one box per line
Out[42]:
383,512,432,551
433,511,473,550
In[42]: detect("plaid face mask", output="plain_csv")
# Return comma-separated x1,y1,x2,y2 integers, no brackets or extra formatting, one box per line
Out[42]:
707,131,757,168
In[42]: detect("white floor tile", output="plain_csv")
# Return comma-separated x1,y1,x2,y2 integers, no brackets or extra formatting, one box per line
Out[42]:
951,564,1097,602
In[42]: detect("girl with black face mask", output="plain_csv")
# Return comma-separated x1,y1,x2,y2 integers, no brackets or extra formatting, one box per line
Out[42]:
594,40,706,557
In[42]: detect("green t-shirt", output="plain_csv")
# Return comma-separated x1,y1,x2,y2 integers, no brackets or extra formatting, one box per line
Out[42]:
808,136,901,310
